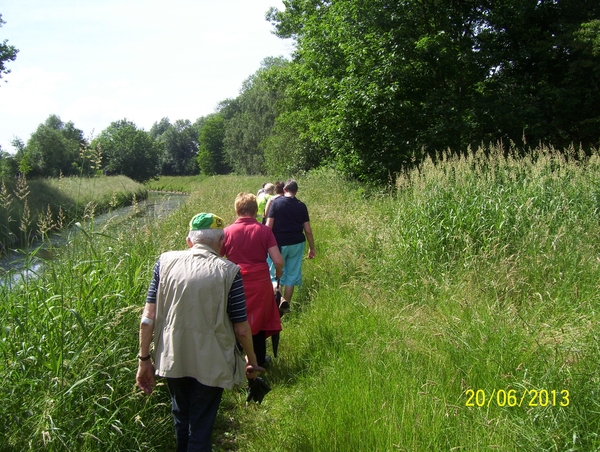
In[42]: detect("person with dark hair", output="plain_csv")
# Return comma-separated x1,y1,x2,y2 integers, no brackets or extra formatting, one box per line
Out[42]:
221,193,284,367
136,212,263,452
266,179,315,311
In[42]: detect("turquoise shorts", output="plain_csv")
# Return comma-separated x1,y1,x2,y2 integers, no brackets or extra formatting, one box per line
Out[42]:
269,242,305,286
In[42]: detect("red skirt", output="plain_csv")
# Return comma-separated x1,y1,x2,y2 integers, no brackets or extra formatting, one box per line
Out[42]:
239,263,281,338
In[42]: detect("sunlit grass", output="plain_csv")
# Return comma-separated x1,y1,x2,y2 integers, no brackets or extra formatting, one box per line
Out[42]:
1,144,599,450
0,175,147,253
144,174,208,193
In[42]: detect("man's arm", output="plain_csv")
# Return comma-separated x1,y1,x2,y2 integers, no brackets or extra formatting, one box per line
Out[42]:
303,221,316,259
233,320,263,379
136,302,156,394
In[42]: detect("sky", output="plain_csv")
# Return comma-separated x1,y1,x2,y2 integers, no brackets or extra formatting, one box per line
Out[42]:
0,0,294,153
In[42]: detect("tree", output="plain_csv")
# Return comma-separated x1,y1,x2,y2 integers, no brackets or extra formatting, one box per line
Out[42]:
0,148,17,178
16,115,86,177
268,0,600,181
151,118,200,175
92,119,160,182
253,57,326,174
149,117,172,139
474,0,600,149
0,14,18,84
197,114,229,175
223,57,287,175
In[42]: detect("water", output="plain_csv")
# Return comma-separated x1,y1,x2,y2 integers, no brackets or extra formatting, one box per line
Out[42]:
0,191,188,281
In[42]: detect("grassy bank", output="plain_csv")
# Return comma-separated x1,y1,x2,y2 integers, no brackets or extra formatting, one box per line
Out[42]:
0,144,599,450
0,175,147,253
144,174,208,193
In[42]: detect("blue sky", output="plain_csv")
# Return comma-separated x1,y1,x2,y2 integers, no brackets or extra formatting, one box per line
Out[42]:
0,0,293,153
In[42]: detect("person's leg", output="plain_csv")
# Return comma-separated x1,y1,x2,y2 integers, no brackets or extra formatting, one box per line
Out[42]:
187,381,224,452
283,284,295,302
167,377,192,452
280,242,305,303
167,377,224,452
252,331,267,366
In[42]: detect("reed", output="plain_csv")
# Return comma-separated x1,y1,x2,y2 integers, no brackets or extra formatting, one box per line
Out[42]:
0,175,147,253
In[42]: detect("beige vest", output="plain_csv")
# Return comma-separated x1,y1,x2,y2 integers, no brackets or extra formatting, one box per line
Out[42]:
153,243,246,389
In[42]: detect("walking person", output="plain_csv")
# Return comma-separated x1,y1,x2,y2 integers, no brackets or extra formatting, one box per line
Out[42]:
266,179,315,310
136,212,263,452
263,180,284,222
221,193,284,366
256,183,274,224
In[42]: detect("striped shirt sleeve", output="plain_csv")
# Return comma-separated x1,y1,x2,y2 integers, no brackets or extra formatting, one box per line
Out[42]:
227,270,247,323
145,260,160,304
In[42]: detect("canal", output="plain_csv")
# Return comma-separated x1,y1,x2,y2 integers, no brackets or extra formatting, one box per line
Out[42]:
0,191,188,280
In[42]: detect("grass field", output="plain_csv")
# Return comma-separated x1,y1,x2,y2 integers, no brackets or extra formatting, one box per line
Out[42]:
0,144,598,450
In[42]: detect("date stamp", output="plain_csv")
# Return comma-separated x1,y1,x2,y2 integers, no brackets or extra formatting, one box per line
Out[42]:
465,389,570,407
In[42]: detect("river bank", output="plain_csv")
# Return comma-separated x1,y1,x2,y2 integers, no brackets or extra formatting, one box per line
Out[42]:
0,175,147,255
0,191,188,281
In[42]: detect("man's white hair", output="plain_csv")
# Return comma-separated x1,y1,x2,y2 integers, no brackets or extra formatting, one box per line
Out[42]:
187,228,223,246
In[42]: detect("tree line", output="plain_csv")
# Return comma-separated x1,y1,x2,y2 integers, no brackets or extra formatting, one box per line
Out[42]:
2,1,600,183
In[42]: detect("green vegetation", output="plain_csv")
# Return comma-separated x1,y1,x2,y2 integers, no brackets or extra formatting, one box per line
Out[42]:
0,175,147,253
5,4,600,184
267,1,600,181
0,14,18,83
144,174,208,193
0,144,598,450
91,119,162,183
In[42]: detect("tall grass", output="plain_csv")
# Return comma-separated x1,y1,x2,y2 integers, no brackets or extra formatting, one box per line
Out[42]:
144,174,208,193
0,145,599,450
0,175,147,254
232,145,600,451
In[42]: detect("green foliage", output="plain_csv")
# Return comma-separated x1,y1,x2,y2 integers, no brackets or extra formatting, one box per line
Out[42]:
259,59,326,176
197,113,229,175
0,14,18,82
235,147,600,450
0,175,147,253
267,0,600,182
92,119,161,183
144,174,208,193
0,215,173,450
223,57,287,175
475,0,600,149
16,115,86,178
0,149,17,179
151,118,201,176
576,19,600,56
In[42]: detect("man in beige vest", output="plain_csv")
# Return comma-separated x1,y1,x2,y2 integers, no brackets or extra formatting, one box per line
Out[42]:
136,212,263,452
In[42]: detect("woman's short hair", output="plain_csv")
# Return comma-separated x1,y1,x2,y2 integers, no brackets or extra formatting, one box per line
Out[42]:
235,192,258,217
274,181,284,195
187,228,223,245
264,183,275,195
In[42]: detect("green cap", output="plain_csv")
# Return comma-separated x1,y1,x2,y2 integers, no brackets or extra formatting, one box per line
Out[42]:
189,213,225,231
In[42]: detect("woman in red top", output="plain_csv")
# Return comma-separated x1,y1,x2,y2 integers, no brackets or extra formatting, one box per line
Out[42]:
221,192,284,367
